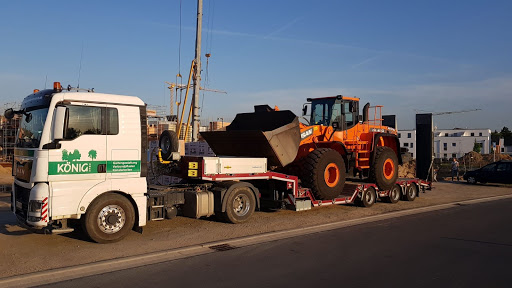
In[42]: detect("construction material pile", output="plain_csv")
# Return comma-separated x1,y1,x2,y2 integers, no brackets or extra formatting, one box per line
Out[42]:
460,151,511,168
399,159,416,178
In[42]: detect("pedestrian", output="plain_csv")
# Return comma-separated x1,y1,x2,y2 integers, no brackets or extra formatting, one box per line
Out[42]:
433,166,438,182
451,158,459,181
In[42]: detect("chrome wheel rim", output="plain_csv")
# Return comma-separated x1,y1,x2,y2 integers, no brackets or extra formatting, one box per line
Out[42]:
233,194,250,217
97,205,126,234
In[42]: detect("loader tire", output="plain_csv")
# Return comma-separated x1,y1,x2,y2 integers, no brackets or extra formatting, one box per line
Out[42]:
302,148,346,200
159,130,179,160
371,146,398,191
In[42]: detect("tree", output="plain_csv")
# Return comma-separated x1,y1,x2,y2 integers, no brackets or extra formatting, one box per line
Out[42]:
473,140,481,153
501,127,512,146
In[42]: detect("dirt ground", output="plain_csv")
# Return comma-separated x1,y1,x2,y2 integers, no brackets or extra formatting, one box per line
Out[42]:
0,166,13,185
1,180,511,278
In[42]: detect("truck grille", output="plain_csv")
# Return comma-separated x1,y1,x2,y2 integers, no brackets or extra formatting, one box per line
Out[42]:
14,184,30,220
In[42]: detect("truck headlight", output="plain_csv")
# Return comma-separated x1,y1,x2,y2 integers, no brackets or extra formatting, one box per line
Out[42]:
28,200,43,213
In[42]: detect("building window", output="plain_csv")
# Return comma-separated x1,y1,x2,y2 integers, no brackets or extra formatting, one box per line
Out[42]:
471,132,474,136
411,153,413,158
410,143,414,148
479,132,482,136
452,143,456,147
443,143,447,151
398,133,401,138
452,153,457,158
443,153,447,158
404,143,409,147
407,133,411,138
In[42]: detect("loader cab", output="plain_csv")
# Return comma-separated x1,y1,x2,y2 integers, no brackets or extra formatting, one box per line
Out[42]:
306,95,359,131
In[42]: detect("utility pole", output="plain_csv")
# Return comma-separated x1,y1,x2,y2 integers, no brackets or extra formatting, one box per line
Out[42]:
192,0,203,142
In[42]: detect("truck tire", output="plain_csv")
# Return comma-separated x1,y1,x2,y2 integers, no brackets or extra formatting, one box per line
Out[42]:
371,146,398,191
82,194,135,244
222,187,256,224
302,148,346,200
383,184,401,204
159,130,179,160
356,186,376,207
402,184,417,201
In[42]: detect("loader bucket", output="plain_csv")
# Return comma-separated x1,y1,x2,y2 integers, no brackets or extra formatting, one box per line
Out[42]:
200,110,300,168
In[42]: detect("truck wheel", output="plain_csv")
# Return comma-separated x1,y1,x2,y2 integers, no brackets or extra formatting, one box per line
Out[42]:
371,146,398,191
383,184,401,204
82,194,135,244
402,184,417,201
159,130,179,160
302,148,346,200
222,187,256,224
357,186,376,207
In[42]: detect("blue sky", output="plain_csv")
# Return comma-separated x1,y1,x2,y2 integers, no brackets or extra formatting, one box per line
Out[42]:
1,0,511,131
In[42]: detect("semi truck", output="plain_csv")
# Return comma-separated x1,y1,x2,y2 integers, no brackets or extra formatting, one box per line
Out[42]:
6,83,429,243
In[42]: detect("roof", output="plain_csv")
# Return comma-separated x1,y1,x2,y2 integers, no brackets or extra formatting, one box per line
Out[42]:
59,91,145,106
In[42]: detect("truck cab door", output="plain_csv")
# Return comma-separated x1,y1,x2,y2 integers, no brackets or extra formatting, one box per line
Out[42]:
48,104,107,216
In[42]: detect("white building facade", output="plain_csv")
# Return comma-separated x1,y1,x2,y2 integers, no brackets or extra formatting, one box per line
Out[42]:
398,128,491,159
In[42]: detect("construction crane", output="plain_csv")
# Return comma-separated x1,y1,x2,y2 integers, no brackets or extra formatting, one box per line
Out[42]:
414,108,481,116
165,81,227,120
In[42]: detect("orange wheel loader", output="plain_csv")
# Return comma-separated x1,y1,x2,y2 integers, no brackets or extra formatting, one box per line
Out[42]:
200,95,401,200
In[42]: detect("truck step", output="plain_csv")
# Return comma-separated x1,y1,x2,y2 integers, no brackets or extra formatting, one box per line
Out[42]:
49,227,75,235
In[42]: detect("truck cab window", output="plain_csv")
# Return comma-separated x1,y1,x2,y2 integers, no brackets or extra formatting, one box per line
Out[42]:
107,108,119,135
64,106,102,140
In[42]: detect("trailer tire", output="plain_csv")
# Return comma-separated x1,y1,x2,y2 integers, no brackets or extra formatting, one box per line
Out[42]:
222,187,256,224
383,184,401,204
159,130,179,160
302,148,346,200
82,194,135,244
357,186,376,207
371,146,398,191
402,184,417,201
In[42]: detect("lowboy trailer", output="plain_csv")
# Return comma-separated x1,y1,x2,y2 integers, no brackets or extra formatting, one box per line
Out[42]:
7,84,430,243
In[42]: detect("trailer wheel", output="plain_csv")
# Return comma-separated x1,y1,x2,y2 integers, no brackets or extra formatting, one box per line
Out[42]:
402,184,417,201
159,130,179,160
370,146,398,191
222,187,256,224
302,148,346,200
357,186,376,207
82,194,135,244
383,184,401,204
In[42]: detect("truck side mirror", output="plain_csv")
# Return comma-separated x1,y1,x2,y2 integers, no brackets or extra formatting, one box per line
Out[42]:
53,106,67,140
4,108,14,120
302,105,308,116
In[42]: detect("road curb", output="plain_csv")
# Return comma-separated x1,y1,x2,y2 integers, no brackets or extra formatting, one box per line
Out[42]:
1,194,511,287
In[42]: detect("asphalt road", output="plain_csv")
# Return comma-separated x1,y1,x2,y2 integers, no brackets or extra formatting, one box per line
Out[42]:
44,197,512,288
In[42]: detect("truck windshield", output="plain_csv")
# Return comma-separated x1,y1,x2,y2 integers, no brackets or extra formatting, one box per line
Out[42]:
16,108,49,148
310,98,335,126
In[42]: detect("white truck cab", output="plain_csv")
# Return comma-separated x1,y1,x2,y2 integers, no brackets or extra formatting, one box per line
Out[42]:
11,83,149,241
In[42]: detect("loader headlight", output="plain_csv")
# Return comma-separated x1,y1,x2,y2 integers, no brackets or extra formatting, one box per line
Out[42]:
28,200,43,213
